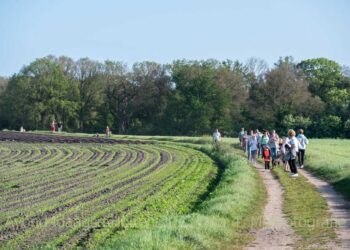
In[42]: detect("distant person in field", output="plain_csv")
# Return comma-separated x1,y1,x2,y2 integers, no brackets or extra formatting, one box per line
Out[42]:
262,145,271,170
249,133,258,163
286,129,299,177
297,129,309,169
105,126,110,138
50,120,56,133
57,121,63,132
268,130,279,163
239,128,245,149
213,128,221,145
20,126,25,132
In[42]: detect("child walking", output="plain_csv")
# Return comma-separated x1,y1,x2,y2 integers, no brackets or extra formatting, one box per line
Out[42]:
262,145,271,170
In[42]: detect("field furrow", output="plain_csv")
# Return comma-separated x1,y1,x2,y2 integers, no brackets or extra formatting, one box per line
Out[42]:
0,138,216,250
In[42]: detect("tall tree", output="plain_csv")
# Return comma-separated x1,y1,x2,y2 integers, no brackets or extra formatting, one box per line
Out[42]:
75,58,104,131
0,57,78,130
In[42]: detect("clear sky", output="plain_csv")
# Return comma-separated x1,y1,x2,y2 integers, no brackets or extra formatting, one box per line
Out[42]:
0,0,349,76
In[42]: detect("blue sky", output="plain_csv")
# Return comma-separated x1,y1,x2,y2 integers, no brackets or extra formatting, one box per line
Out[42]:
0,0,349,76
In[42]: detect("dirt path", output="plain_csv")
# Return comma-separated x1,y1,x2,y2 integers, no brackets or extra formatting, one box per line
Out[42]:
246,163,297,250
299,169,350,249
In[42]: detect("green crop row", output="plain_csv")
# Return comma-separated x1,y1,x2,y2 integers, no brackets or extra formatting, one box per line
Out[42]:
0,141,216,249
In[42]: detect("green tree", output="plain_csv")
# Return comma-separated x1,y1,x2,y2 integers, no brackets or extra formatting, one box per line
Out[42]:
298,58,342,100
0,57,78,130
318,115,342,138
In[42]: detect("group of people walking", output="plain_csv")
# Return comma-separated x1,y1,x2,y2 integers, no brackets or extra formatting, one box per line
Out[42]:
238,128,309,177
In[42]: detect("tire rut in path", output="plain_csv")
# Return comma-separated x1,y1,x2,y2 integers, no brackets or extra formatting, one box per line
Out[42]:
299,169,350,249
245,163,297,250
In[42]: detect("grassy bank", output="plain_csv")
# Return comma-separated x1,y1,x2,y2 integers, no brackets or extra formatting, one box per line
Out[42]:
98,142,267,250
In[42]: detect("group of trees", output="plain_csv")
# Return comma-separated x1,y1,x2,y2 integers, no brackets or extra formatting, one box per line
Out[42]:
0,55,349,138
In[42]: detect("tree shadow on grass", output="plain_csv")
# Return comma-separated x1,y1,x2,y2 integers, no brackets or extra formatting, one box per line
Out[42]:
333,177,350,202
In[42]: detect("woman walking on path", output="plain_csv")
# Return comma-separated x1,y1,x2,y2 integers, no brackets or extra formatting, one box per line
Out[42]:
287,129,299,177
260,129,269,156
262,145,271,170
297,129,309,169
249,133,258,163
242,131,248,153
268,130,279,162
255,129,262,157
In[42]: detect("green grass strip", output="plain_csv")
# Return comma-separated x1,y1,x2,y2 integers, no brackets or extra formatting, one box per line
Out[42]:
272,167,337,249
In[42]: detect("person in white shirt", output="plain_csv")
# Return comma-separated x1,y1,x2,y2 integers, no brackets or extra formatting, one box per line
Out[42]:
297,129,309,169
287,129,299,177
213,128,221,144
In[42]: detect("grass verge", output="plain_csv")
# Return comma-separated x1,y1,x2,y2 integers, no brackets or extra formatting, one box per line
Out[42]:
305,139,350,201
98,142,267,250
272,167,337,249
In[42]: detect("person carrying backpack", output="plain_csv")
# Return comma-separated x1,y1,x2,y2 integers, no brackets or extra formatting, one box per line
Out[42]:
213,128,221,145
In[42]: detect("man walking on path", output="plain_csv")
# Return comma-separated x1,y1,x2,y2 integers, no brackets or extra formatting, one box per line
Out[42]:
269,130,279,162
249,133,258,163
297,129,309,168
286,129,299,177
239,128,245,149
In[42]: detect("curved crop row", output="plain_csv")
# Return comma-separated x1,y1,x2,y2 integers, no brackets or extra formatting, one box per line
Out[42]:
0,141,216,249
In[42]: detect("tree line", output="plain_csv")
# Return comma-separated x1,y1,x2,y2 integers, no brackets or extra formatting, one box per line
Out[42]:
0,55,349,138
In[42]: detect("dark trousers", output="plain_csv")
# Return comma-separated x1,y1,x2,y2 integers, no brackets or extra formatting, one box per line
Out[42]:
264,161,270,169
288,159,297,174
298,149,305,166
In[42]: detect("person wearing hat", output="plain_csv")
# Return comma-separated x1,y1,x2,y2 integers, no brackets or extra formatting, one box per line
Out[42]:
287,129,299,177
213,128,221,145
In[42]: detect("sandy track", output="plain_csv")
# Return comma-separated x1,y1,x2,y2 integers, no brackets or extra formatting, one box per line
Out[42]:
300,169,350,249
245,163,297,250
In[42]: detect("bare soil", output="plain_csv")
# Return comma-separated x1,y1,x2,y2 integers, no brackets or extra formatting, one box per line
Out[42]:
0,131,148,144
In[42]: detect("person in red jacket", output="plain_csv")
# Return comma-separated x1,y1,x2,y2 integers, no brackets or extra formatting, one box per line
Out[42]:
262,145,271,170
